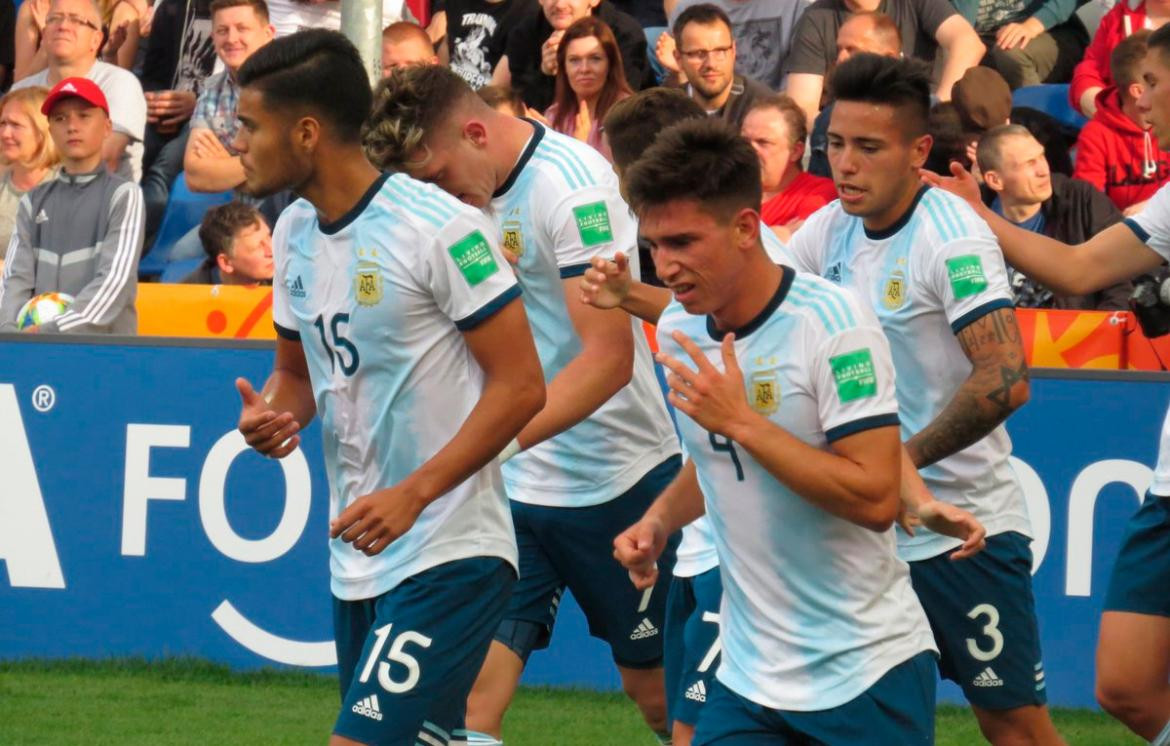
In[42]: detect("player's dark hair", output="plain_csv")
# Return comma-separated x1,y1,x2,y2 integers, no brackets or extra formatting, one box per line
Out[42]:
672,3,732,41
477,85,526,116
237,29,371,144
1150,24,1170,67
624,118,760,221
602,88,705,171
829,53,930,138
199,202,266,260
1113,29,1152,92
364,64,483,171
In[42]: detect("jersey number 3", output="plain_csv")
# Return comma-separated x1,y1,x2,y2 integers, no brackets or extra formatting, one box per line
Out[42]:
313,313,360,376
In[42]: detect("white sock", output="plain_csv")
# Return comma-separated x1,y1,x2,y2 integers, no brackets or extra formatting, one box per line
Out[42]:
655,732,673,745
1152,718,1170,746
463,730,504,746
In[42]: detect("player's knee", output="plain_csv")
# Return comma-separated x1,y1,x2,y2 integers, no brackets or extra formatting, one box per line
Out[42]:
1096,675,1148,724
976,705,1061,746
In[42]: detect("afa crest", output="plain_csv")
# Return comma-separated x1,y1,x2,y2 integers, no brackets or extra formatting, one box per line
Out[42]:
883,270,906,310
749,370,780,415
355,261,382,306
502,222,525,258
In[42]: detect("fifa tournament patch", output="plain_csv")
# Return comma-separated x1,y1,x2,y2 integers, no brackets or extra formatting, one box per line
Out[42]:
829,349,878,402
448,230,500,287
946,255,988,299
573,201,613,247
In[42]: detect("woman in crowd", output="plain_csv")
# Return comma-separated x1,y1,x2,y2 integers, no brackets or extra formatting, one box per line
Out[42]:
544,17,632,155
0,87,58,270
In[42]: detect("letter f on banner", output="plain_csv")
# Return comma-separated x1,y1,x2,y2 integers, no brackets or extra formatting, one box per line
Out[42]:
0,384,65,588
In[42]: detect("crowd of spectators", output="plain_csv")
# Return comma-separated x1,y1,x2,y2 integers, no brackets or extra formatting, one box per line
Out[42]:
0,0,1163,334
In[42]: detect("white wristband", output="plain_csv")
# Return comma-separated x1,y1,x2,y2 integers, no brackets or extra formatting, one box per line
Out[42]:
499,438,522,463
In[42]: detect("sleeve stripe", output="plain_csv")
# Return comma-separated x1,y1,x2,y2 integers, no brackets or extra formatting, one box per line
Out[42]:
949,298,1015,335
57,184,142,331
1123,217,1151,244
825,413,900,443
558,262,590,279
453,284,522,331
274,321,301,341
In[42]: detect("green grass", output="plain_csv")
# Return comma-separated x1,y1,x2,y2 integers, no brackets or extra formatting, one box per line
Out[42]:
0,658,1143,745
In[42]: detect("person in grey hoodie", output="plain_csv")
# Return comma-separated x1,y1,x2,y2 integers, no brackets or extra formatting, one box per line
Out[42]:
0,76,143,333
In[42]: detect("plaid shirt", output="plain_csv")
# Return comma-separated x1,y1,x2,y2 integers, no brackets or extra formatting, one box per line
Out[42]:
190,70,240,151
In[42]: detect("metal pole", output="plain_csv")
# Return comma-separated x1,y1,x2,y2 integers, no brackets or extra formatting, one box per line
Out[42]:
341,0,382,86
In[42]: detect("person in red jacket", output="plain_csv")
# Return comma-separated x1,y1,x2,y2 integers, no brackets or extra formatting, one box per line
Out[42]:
1070,0,1170,117
1075,30,1170,213
741,94,837,241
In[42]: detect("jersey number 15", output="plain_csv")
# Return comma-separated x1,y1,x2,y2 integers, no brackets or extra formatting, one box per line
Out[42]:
313,313,360,376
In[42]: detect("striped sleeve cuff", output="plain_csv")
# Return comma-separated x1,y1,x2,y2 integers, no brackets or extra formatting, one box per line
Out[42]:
454,284,522,331
274,322,301,341
950,298,1014,335
825,413,900,443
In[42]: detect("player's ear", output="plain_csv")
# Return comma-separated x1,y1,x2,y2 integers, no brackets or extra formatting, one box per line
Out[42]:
463,119,489,148
909,133,932,169
732,207,759,249
293,115,321,154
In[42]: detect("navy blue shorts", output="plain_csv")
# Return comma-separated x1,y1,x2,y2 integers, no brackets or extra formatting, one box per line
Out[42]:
692,652,936,745
498,455,681,668
909,531,1047,710
332,557,515,745
1105,492,1170,617
664,566,723,727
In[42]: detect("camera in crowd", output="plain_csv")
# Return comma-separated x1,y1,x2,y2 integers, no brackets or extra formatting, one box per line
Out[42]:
1131,271,1170,338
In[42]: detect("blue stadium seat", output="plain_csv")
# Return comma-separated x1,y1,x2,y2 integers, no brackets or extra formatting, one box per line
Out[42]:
159,257,205,284
1011,84,1088,130
139,173,232,278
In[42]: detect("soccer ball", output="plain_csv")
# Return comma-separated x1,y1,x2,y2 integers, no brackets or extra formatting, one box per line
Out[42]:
16,292,74,330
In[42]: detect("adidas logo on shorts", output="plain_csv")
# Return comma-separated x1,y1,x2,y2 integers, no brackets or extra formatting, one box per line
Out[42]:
629,618,659,640
352,694,384,721
684,680,707,703
972,667,1004,688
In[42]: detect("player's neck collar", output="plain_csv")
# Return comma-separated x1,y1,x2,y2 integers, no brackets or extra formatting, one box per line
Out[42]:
494,119,544,199
863,185,928,241
318,172,391,236
706,264,794,341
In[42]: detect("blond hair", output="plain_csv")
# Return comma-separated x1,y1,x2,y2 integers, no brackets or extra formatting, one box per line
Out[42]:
0,87,59,171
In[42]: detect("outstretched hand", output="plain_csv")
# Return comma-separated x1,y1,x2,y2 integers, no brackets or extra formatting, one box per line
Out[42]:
657,331,755,437
920,161,982,208
579,251,632,309
236,377,301,458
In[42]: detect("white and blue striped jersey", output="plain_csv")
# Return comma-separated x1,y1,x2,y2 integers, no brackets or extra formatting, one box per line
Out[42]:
674,233,790,579
788,187,1032,561
1122,183,1170,496
491,122,679,508
658,266,936,711
271,173,520,601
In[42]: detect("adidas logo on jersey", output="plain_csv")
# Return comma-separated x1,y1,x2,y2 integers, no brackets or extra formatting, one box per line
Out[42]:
629,618,658,640
973,667,1004,688
684,680,707,703
351,694,383,721
286,275,306,298
35,209,48,224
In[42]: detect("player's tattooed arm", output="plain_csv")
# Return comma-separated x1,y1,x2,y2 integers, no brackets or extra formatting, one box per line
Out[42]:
905,308,1030,468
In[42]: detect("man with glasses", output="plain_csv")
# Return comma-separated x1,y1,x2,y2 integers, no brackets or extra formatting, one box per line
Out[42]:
12,0,146,182
671,4,771,130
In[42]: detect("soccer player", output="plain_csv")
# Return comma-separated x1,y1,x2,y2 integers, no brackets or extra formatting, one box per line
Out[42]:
789,52,1061,744
924,23,1170,745
228,30,546,746
364,65,683,745
592,87,985,746
614,117,939,745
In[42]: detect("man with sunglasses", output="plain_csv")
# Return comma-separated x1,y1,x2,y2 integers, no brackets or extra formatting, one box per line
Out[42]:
12,0,146,182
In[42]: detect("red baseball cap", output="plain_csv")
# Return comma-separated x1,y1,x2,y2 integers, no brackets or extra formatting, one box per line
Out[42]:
41,77,109,116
